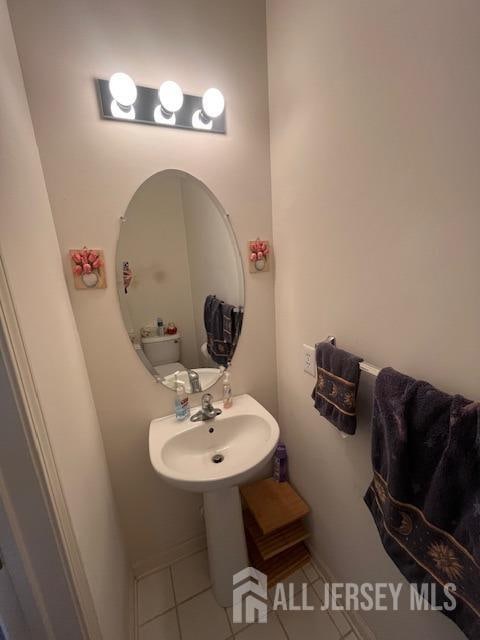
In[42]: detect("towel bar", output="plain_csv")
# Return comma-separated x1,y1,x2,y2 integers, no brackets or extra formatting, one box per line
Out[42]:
325,335,380,377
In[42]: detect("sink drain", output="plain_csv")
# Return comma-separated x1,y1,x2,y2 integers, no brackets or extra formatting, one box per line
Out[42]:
211,453,224,464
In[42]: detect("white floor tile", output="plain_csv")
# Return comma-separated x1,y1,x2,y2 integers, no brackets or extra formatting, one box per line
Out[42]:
178,589,231,640
138,568,175,625
303,562,319,583
226,599,270,633
328,609,351,636
235,614,288,640
268,568,308,604
312,578,329,604
171,550,211,603
138,609,180,640
227,583,274,633
276,585,341,640
312,579,352,636
226,604,249,633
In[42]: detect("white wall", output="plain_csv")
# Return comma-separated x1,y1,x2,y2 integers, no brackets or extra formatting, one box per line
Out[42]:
182,175,244,360
267,1,479,639
118,172,199,368
8,0,277,572
0,1,130,638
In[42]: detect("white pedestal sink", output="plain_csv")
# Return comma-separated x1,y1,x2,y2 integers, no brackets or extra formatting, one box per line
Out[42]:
149,394,279,606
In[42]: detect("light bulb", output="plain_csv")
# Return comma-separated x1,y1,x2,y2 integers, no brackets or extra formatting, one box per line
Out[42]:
154,105,176,125
109,72,137,107
192,109,213,130
158,81,184,113
111,100,135,120
202,88,225,119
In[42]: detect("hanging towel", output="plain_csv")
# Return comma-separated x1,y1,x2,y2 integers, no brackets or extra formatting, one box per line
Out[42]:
204,295,243,367
221,301,236,345
311,341,363,435
364,367,480,640
223,302,243,354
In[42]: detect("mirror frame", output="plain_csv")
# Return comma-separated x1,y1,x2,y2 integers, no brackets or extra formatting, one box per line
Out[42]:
116,169,245,392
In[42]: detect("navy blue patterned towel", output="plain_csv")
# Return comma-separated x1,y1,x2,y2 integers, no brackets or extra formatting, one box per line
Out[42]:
364,367,480,640
311,341,363,435
204,295,243,367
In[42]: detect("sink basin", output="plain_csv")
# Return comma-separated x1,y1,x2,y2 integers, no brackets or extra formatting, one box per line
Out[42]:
160,367,223,393
149,394,279,493
149,393,279,607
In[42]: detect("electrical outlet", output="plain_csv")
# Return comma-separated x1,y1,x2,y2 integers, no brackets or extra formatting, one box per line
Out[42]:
303,344,316,377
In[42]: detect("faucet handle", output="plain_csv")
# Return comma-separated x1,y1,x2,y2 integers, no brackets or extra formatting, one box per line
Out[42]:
202,393,213,409
190,393,222,422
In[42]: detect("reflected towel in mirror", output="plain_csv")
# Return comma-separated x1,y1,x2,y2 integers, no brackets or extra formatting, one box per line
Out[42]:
204,294,243,367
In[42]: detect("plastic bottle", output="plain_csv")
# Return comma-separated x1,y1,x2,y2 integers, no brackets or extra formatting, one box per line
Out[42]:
157,318,165,336
273,442,288,482
223,370,233,409
174,377,190,421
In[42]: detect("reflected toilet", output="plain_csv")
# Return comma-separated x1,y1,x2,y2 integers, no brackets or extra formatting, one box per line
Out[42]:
141,334,184,377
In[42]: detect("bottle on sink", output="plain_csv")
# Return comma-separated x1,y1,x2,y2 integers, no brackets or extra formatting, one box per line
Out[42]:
174,376,190,421
222,370,233,409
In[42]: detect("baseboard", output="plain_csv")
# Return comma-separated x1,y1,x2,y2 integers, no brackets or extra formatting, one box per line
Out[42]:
307,542,377,640
133,533,207,579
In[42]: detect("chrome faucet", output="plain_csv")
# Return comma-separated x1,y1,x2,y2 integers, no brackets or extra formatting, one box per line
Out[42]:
186,369,202,394
190,393,222,422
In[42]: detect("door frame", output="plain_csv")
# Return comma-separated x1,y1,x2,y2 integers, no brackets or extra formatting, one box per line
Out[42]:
0,254,102,639
0,501,33,640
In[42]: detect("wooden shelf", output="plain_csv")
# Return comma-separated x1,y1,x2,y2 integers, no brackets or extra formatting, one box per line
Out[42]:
244,509,310,560
241,478,310,535
241,478,311,587
247,541,311,589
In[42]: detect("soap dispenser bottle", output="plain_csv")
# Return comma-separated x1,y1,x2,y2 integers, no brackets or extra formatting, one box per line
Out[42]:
222,370,233,409
273,442,288,482
174,376,190,421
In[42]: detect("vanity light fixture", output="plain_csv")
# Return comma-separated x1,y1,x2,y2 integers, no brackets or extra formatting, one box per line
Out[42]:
155,80,184,125
108,72,137,120
192,88,225,130
96,76,226,134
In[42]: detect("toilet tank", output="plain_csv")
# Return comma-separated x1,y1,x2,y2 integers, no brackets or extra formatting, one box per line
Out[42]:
141,334,181,366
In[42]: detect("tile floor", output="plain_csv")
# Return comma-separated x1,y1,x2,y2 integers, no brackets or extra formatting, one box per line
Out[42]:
135,549,360,640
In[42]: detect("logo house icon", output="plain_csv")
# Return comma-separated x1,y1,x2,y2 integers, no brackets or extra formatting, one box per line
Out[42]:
232,567,268,624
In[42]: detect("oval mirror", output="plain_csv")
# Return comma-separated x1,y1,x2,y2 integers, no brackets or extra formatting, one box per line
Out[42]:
116,170,244,393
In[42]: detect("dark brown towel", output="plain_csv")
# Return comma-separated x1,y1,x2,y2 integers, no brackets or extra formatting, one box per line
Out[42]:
365,367,480,640
311,341,363,435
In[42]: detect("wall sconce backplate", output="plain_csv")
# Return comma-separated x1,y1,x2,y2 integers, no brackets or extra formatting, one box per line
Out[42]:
96,79,226,134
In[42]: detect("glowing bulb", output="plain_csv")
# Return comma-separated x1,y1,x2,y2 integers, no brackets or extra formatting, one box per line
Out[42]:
110,100,135,120
108,72,137,107
154,105,176,125
192,109,213,130
158,81,184,113
202,88,225,119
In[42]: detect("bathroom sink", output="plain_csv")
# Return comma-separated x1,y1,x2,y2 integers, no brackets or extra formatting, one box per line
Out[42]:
149,393,279,607
149,394,279,493
160,367,224,393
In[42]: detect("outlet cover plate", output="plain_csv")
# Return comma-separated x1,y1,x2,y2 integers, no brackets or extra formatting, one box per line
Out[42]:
303,344,316,377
